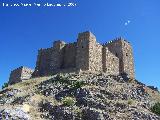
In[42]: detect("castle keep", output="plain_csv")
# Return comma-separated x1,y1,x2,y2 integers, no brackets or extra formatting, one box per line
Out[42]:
33,31,134,78
8,31,135,84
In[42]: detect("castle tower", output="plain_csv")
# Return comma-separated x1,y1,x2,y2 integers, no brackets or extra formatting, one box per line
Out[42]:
50,40,66,70
32,31,135,78
33,40,66,76
76,31,103,72
106,38,135,78
33,48,53,76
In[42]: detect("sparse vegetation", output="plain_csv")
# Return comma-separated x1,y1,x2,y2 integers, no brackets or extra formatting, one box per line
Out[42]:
55,74,71,84
54,74,86,89
128,79,133,83
12,95,30,104
61,96,76,106
128,99,133,105
0,73,160,119
74,107,82,117
151,102,160,116
2,82,8,89
71,81,86,89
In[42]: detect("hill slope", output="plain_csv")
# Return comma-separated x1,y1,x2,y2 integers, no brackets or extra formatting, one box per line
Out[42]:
0,73,160,120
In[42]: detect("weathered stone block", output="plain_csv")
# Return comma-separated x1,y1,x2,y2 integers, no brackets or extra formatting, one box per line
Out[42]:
8,66,34,85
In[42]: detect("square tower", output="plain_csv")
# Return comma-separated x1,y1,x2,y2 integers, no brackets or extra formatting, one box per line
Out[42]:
106,38,135,78
76,31,103,72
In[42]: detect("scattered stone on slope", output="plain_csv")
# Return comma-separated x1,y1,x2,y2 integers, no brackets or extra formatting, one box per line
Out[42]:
0,107,30,120
0,73,160,120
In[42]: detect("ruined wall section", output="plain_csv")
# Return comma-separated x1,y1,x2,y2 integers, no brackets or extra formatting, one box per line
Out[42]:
9,67,22,85
21,67,34,80
9,66,33,85
102,47,119,75
63,42,76,68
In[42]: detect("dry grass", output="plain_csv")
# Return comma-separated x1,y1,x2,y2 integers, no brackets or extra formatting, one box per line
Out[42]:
29,94,60,119
104,98,138,107
0,76,56,120
8,76,52,89
6,76,53,96
145,87,160,103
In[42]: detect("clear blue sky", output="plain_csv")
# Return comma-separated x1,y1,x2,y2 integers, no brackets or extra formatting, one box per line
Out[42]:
0,0,160,90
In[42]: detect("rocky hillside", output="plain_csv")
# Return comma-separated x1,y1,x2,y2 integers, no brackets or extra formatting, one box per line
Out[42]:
0,72,160,120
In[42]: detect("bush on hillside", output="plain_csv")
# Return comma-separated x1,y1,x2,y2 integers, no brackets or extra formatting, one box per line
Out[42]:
2,82,8,89
151,102,160,116
62,96,76,106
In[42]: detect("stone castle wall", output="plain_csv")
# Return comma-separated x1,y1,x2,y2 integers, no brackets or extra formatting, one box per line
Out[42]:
106,38,135,78
76,32,103,72
50,41,66,71
102,47,119,75
9,66,33,85
63,43,76,68
34,48,53,76
89,42,103,72
9,31,135,85
121,40,135,78
76,32,90,71
33,31,135,78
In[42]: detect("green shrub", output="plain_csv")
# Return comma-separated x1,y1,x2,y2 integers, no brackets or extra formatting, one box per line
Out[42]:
62,97,76,106
127,99,133,105
151,102,160,116
55,74,70,85
71,81,86,89
74,107,82,117
55,75,86,89
2,82,8,89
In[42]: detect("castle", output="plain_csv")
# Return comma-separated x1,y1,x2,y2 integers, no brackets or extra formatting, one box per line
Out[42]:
8,31,135,85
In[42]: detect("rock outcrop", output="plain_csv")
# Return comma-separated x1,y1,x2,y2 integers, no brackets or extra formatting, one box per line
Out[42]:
0,73,160,120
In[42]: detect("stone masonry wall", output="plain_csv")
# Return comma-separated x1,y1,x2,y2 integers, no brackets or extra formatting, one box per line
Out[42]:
63,43,76,68
50,41,66,71
102,47,119,75
76,32,90,71
9,66,33,85
121,40,135,78
32,32,135,78
34,41,66,76
88,33,97,71
89,42,103,72
106,38,135,78
21,67,34,80
9,67,22,85
34,48,53,76
9,31,135,85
